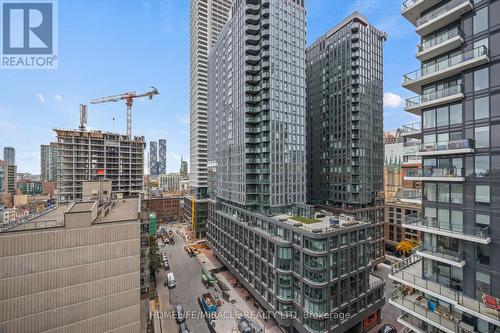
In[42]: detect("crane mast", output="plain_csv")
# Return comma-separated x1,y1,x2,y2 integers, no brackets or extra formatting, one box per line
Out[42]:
91,87,159,138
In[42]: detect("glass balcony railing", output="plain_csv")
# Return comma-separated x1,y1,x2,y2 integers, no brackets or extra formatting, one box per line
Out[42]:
401,0,420,12
405,213,491,241
404,46,487,83
390,255,500,325
405,167,464,178
419,246,465,264
406,85,463,108
419,139,474,154
401,122,421,135
417,0,469,27
418,26,462,53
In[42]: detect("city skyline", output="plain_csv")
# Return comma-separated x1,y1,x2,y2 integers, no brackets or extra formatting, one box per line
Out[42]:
0,0,420,175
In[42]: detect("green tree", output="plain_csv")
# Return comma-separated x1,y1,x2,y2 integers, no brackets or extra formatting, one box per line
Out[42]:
149,235,163,274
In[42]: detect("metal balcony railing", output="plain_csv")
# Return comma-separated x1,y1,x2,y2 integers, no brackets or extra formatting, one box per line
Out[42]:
406,84,463,108
417,0,470,27
418,26,462,53
404,46,487,83
419,139,474,153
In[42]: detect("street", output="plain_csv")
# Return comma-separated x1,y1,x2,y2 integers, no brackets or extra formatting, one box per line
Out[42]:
158,225,211,333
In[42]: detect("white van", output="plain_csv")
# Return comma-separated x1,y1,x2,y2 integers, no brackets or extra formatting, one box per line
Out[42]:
167,272,175,288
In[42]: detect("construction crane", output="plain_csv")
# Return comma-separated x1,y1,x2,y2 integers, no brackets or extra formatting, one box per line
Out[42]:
91,87,159,138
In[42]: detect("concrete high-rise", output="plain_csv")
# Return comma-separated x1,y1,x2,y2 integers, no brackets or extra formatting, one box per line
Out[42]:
40,143,58,182
158,139,166,174
149,141,158,176
180,156,188,178
389,1,500,333
54,129,145,204
0,196,147,332
206,2,385,333
306,12,387,264
189,0,233,196
3,147,15,166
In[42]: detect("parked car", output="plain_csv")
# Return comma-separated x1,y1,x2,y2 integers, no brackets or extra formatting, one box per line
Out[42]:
174,305,185,323
378,324,397,333
178,322,189,333
164,262,170,270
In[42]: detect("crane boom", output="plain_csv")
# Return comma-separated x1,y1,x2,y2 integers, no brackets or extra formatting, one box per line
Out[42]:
90,87,159,137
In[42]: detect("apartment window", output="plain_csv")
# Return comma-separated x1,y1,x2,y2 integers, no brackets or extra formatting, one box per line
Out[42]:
436,106,449,127
474,96,489,120
476,185,490,204
449,104,462,124
476,244,490,265
424,183,436,201
450,184,463,204
423,109,435,129
475,155,490,177
475,271,490,301
438,183,449,202
474,68,489,91
473,7,488,34
475,126,489,148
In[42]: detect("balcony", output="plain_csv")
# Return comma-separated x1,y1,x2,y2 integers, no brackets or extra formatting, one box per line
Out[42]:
389,289,461,333
403,213,491,244
416,247,465,268
389,255,500,327
417,139,474,156
403,46,488,94
404,167,465,182
417,27,464,61
416,0,473,36
405,85,464,115
394,188,421,204
398,312,477,333
400,122,421,139
401,0,442,25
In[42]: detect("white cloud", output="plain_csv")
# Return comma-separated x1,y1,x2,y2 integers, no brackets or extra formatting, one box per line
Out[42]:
36,93,45,104
383,92,403,108
54,94,63,101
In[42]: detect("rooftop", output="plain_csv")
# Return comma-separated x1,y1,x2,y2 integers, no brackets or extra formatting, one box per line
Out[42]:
1,198,140,233
272,213,368,233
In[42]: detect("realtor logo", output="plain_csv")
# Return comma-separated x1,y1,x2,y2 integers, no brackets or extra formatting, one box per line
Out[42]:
1,0,58,69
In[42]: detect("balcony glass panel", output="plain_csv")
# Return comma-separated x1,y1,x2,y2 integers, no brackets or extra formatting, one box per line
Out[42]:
419,26,462,53
419,139,474,153
405,167,464,178
417,0,469,27
404,47,487,83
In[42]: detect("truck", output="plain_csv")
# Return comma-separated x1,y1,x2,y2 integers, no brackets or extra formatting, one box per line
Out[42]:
199,292,217,314
201,268,217,286
166,272,175,288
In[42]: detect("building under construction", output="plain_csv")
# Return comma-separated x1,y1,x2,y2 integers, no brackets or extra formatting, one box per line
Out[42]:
54,128,145,204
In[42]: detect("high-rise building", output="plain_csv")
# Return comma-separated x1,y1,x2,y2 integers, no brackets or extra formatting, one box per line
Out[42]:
158,173,183,192
206,3,385,333
0,160,16,207
158,139,166,174
180,156,188,178
189,0,233,196
149,141,158,176
3,147,15,166
54,129,145,204
208,0,306,214
389,1,500,332
306,12,387,264
0,195,147,332
40,143,58,182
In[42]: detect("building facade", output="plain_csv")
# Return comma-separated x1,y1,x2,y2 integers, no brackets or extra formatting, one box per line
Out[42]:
306,12,387,264
0,198,144,332
189,0,233,194
54,129,145,204
3,147,15,166
158,139,166,175
158,173,183,192
180,157,188,178
207,202,385,333
208,0,307,214
41,143,58,182
389,1,500,332
142,196,183,224
149,141,158,176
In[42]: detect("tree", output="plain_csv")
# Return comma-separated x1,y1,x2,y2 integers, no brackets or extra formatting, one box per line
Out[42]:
396,239,419,256
149,235,163,274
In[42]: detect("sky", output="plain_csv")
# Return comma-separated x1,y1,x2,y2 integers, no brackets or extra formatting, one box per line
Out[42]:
0,0,421,175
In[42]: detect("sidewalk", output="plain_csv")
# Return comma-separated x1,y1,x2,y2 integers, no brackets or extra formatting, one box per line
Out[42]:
196,250,283,333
